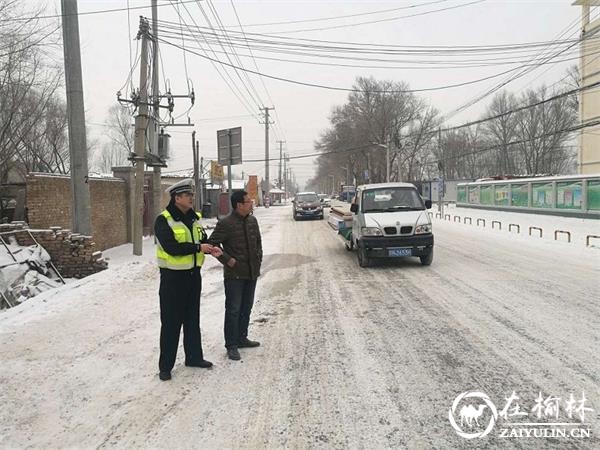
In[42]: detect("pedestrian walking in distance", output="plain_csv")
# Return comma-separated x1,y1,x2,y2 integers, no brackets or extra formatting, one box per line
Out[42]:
209,190,262,361
154,178,222,381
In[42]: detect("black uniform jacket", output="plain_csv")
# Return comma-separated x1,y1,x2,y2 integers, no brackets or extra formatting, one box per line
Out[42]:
154,202,208,268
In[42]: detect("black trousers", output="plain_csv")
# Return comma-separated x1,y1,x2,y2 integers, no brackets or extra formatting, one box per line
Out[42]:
159,268,204,372
224,279,257,348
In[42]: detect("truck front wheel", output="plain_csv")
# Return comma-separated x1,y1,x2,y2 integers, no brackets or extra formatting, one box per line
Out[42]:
420,249,433,266
357,245,371,267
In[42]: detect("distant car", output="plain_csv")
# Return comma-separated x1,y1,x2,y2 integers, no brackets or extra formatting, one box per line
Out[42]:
293,192,323,220
317,194,331,208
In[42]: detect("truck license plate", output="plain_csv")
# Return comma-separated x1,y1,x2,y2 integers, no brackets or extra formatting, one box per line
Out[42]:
389,248,412,257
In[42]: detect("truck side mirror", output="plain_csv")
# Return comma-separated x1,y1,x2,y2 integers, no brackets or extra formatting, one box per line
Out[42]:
350,203,358,214
425,200,432,209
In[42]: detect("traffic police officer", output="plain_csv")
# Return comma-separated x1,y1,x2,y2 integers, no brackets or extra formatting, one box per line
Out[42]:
154,178,222,381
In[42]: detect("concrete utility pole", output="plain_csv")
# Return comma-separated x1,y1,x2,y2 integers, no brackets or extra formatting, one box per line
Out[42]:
192,131,198,209
61,0,91,235
151,0,162,228
195,140,201,211
132,18,151,255
437,127,444,216
283,153,287,202
277,140,285,188
199,154,204,212
261,107,274,200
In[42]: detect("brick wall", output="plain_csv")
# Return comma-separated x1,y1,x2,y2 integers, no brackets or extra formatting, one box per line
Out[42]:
0,222,107,278
26,173,127,250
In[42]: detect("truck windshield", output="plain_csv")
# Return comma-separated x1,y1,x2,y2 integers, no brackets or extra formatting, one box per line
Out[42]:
362,187,424,212
297,193,318,203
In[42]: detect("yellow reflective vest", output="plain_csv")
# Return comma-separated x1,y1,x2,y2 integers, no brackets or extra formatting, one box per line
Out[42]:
156,210,205,270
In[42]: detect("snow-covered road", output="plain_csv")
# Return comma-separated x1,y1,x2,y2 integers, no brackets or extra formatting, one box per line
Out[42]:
0,206,598,449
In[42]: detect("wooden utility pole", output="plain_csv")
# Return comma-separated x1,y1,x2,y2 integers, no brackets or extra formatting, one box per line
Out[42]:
132,18,150,255
61,0,91,235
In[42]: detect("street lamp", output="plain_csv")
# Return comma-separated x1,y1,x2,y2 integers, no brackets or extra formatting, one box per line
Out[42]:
340,166,350,185
371,142,390,182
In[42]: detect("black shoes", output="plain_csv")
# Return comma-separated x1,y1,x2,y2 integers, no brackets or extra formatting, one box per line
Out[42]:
159,360,213,380
227,347,241,360
159,371,171,381
238,338,260,348
185,359,213,369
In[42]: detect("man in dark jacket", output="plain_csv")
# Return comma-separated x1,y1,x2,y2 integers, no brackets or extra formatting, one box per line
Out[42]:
154,178,222,381
208,190,262,361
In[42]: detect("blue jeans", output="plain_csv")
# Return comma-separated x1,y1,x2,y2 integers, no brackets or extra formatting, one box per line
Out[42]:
224,279,257,348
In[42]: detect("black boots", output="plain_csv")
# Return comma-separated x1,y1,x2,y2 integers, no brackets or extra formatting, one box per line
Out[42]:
185,360,213,368
238,338,260,348
227,347,241,360
159,371,171,381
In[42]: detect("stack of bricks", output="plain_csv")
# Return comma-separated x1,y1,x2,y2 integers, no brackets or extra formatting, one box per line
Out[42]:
0,222,108,279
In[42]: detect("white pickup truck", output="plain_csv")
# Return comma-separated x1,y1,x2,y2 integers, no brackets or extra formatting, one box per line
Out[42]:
332,182,434,268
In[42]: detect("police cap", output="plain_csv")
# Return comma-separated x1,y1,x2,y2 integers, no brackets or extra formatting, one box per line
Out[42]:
166,178,195,196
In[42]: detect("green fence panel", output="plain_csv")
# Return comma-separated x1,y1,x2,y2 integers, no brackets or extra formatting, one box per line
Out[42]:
589,180,600,210
532,182,553,208
556,181,582,210
495,184,509,206
511,184,528,207
468,186,479,204
457,186,467,203
480,186,493,205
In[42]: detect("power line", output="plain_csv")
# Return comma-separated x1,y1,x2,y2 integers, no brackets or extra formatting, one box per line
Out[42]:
179,0,262,114
443,13,584,121
242,117,597,164
0,0,201,22
252,0,487,35
155,19,591,57
441,80,599,134
203,0,265,108
158,35,564,94
156,30,591,67
155,30,599,70
225,0,451,28
168,1,261,121
229,0,287,143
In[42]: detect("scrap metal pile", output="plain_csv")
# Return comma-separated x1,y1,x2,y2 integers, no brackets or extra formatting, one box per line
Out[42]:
0,236,64,309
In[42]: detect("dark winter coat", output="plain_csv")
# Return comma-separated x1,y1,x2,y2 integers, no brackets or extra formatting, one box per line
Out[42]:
208,210,262,280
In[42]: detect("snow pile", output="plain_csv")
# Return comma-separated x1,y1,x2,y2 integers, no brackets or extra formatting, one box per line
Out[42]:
0,237,61,308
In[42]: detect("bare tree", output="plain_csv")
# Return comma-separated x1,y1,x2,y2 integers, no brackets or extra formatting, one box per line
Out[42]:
482,90,519,175
0,0,64,182
308,76,439,190
513,85,576,175
93,104,134,173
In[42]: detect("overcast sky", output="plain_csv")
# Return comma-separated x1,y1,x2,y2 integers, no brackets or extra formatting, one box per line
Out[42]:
29,0,589,188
